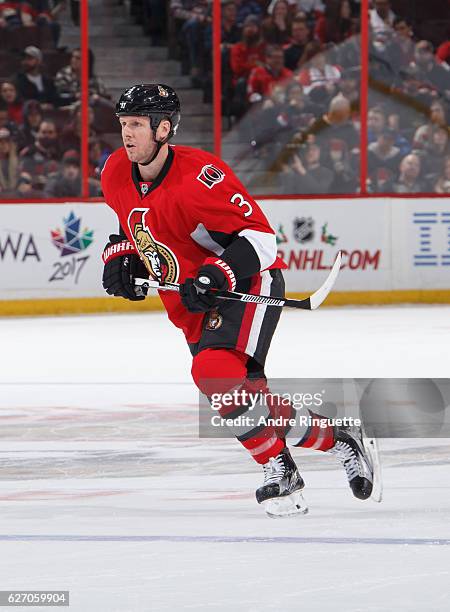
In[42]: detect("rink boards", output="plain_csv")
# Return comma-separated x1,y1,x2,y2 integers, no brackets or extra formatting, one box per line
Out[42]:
0,198,448,313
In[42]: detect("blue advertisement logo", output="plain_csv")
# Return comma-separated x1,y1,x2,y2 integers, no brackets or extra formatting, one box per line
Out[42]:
413,212,450,267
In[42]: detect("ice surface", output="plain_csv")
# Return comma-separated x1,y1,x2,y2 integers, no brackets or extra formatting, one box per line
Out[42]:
0,307,449,612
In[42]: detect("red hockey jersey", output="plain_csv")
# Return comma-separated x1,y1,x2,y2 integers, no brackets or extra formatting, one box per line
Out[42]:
101,145,284,344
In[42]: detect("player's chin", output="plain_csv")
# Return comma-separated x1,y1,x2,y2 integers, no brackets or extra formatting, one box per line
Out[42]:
124,147,138,161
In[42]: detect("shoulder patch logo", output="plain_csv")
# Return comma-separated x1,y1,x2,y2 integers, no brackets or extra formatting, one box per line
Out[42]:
197,164,225,189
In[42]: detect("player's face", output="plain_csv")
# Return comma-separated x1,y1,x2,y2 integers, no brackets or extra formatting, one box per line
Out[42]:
119,116,155,163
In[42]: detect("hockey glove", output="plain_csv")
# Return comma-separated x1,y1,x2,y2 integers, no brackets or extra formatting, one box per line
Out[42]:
180,257,236,313
102,234,149,301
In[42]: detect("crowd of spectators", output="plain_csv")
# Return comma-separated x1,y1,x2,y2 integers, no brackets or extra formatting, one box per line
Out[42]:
160,0,449,194
0,34,114,197
2,0,449,197
0,0,67,49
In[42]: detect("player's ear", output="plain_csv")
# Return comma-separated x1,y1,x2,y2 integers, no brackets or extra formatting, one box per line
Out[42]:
157,119,171,140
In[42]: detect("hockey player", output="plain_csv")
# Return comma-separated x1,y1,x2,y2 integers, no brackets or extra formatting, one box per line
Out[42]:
101,83,375,517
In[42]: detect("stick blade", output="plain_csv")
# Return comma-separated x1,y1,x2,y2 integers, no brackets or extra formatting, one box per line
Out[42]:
309,251,342,310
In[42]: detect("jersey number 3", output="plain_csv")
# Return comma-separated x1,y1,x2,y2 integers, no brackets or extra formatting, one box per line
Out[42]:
230,193,253,217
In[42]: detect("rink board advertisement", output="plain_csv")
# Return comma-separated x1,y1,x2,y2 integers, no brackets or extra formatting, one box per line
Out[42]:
0,198,448,302
0,204,117,300
260,197,450,293
260,198,390,292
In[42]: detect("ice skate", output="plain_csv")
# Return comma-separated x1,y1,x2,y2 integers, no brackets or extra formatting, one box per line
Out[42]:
329,425,379,501
256,447,308,518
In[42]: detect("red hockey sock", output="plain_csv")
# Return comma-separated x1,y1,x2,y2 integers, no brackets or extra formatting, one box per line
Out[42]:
294,410,335,451
192,348,285,464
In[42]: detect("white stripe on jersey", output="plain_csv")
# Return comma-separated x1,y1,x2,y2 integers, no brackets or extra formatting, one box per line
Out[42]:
238,229,277,271
190,223,225,256
245,270,273,357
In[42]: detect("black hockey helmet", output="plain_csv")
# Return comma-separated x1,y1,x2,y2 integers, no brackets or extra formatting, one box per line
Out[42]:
116,84,181,139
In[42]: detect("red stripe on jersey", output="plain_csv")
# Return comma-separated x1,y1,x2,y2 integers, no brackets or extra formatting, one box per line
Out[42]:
235,274,262,354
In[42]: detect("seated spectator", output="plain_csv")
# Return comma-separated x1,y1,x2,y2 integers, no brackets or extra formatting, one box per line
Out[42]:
170,0,210,23
368,105,386,143
422,126,449,184
45,149,100,197
60,103,111,154
0,81,24,125
230,15,265,82
20,119,61,189
335,16,361,68
0,2,22,28
272,0,324,18
298,41,342,103
434,155,450,193
262,0,292,46
0,127,20,196
171,0,211,86
339,68,359,105
15,171,42,198
368,128,402,191
405,41,450,104
303,94,359,192
247,45,292,103
55,48,110,107
26,0,66,47
204,1,241,53
285,141,334,194
89,137,110,179
235,0,264,28
14,46,60,109
315,0,352,46
368,105,411,156
413,99,448,150
369,0,396,36
0,103,22,145
19,99,43,149
284,81,318,132
384,17,415,76
247,83,289,151
391,153,427,193
283,17,310,71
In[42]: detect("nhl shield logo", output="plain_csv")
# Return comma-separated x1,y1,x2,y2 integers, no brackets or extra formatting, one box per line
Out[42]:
158,85,168,97
140,182,149,196
293,217,314,243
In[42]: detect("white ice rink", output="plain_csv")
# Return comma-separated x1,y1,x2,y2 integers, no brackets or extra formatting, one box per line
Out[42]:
1,306,449,612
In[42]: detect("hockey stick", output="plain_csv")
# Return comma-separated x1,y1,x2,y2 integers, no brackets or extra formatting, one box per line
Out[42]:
134,251,342,310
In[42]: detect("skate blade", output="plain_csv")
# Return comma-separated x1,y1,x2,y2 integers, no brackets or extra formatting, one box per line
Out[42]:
363,436,383,503
262,490,309,519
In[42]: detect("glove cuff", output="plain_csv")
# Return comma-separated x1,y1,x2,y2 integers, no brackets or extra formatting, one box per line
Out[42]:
202,257,236,291
102,241,137,264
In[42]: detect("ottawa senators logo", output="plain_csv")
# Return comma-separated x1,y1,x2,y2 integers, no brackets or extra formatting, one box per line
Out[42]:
205,309,223,331
127,208,179,283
